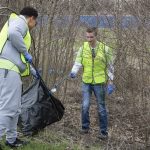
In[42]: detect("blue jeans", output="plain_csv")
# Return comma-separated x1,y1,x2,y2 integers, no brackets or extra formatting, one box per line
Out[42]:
81,82,108,135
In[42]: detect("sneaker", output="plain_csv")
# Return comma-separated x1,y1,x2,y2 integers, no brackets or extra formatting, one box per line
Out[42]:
98,133,108,140
5,138,29,148
79,128,89,134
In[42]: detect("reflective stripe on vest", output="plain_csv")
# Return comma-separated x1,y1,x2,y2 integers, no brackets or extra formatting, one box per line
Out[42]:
82,42,107,84
0,13,31,76
0,59,20,73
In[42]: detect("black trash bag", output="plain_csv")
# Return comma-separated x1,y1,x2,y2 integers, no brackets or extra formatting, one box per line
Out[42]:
19,79,65,136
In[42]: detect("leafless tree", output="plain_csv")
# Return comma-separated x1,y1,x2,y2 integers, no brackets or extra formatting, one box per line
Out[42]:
0,0,150,149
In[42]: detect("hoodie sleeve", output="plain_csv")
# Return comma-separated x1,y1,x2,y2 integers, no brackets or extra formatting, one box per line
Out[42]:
71,47,83,74
8,17,28,54
104,45,114,81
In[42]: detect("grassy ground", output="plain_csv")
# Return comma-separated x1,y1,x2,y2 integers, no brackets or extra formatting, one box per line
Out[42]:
0,127,103,150
1,135,76,150
1,140,68,150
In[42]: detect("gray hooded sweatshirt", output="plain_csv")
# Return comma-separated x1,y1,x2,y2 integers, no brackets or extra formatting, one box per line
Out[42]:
0,15,29,73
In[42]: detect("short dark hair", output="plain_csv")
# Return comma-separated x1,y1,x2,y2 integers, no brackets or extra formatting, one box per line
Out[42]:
20,6,38,18
86,27,98,36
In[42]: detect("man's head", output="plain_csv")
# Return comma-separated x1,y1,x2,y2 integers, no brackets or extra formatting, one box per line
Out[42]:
20,6,38,29
86,27,98,44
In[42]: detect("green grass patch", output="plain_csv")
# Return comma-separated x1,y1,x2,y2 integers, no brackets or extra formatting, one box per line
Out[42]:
0,137,104,150
1,137,75,150
0,128,80,150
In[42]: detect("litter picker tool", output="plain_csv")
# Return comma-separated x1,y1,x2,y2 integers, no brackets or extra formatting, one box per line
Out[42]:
50,75,69,93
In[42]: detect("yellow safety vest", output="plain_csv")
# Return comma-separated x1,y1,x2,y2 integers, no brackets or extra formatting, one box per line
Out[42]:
81,42,109,84
0,13,31,76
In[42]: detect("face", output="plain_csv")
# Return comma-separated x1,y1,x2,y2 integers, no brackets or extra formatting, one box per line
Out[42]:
27,16,37,29
86,32,96,44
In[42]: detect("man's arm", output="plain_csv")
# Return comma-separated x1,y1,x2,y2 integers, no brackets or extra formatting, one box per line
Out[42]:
104,45,114,82
104,45,115,94
8,18,28,54
71,47,83,74
108,63,114,83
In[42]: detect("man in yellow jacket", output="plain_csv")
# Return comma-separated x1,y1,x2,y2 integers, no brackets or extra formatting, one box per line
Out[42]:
0,7,38,148
70,27,115,140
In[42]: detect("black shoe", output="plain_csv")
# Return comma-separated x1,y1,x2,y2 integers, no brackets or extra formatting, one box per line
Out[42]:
98,132,108,140
79,128,89,134
5,138,29,148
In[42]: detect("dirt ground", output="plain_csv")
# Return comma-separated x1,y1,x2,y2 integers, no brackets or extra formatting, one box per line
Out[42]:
21,78,150,149
42,88,149,150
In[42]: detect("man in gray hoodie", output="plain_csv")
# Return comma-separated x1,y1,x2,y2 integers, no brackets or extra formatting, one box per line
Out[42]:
0,7,38,148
